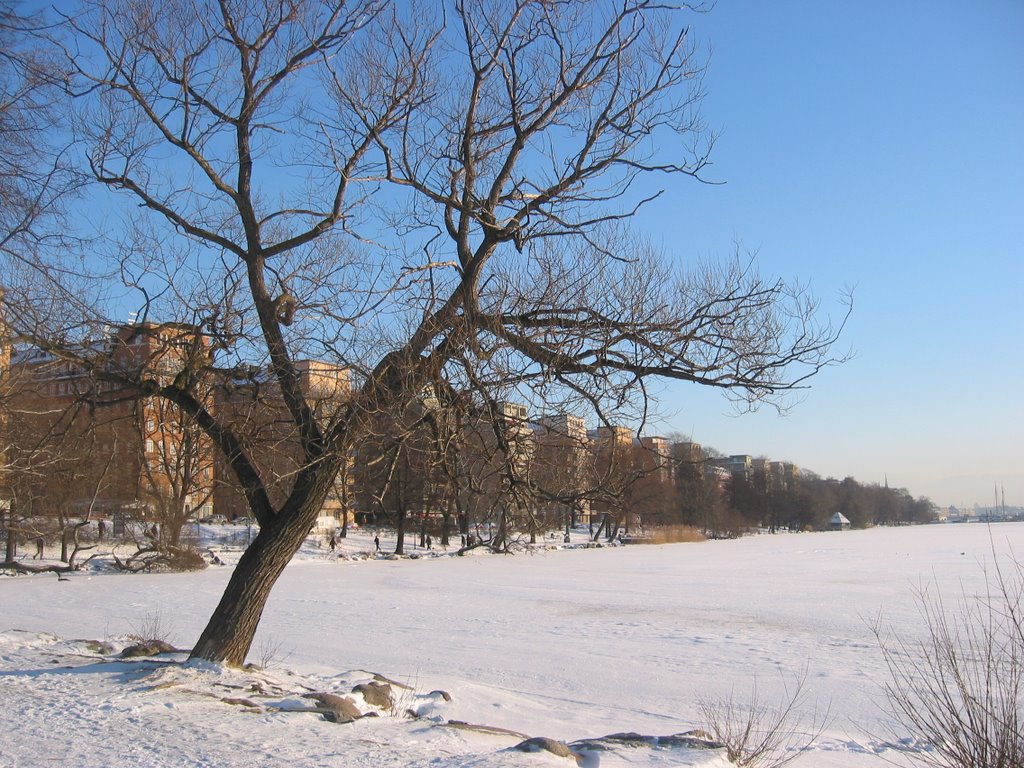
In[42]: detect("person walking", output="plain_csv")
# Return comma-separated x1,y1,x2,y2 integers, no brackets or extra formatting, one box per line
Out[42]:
374,535,380,552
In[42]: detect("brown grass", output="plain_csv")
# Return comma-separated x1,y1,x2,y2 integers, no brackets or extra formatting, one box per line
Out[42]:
639,525,706,544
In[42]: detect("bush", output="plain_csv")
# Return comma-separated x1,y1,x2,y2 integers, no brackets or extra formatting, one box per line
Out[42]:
639,525,706,544
874,558,1023,767
113,543,207,573
697,671,829,768
126,611,173,645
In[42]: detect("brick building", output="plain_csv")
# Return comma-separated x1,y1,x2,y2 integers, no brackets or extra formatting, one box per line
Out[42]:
5,323,215,529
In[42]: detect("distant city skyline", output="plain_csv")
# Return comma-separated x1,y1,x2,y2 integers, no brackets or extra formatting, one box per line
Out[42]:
632,1,1022,508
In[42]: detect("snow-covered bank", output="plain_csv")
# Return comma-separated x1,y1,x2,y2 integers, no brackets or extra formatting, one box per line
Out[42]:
2,523,1021,766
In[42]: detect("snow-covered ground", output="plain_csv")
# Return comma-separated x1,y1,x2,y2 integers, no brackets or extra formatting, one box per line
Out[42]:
2,522,1021,767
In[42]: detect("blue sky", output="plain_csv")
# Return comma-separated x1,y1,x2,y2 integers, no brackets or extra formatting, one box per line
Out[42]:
638,2,1023,507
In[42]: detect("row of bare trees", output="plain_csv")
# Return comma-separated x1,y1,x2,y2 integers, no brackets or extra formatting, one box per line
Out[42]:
352,396,681,552
668,449,937,538
1,0,848,666
0,351,216,571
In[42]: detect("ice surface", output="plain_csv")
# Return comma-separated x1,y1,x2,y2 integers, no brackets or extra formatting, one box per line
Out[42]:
2,522,1021,766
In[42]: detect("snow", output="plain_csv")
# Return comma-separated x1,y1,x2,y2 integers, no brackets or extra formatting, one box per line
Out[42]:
2,522,1022,767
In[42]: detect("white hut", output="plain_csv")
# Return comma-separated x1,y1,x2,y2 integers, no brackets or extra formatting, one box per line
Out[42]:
829,512,851,531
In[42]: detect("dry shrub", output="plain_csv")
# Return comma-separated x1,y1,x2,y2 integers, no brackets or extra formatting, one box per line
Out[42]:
127,611,173,644
874,557,1023,767
164,546,207,571
113,544,207,573
697,671,830,768
643,525,706,544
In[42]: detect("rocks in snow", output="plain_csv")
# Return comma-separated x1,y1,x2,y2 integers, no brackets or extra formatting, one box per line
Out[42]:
220,697,261,709
119,639,179,657
302,692,364,723
513,737,575,758
570,731,724,753
82,640,117,655
352,680,393,710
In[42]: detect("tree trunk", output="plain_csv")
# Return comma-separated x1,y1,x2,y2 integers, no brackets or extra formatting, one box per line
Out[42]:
3,508,16,561
189,455,340,667
493,508,508,551
168,521,182,548
441,497,454,546
394,508,406,555
190,506,315,666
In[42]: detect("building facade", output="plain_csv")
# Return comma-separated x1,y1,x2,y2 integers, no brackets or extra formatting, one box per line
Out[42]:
6,323,215,529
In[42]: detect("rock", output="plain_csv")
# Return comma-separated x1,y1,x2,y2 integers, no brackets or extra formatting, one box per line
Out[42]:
669,730,723,749
428,689,452,702
657,733,724,750
303,692,363,722
570,731,726,753
321,709,356,724
601,732,655,745
445,720,531,739
352,681,393,710
680,729,714,740
221,697,261,709
83,640,117,655
120,640,179,657
513,737,575,759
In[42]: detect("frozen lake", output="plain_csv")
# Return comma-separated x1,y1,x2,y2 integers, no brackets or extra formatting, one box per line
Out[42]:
3,522,1021,766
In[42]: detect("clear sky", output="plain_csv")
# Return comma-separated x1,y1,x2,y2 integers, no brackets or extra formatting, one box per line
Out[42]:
638,2,1023,508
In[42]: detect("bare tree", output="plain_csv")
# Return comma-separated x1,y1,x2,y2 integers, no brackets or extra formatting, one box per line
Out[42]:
136,396,214,554
0,385,111,574
355,391,449,555
1,2,71,258
7,0,848,665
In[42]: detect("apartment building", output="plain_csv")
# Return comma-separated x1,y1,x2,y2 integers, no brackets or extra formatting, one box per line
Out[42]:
535,413,590,528
713,454,753,481
638,435,672,485
5,323,215,525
